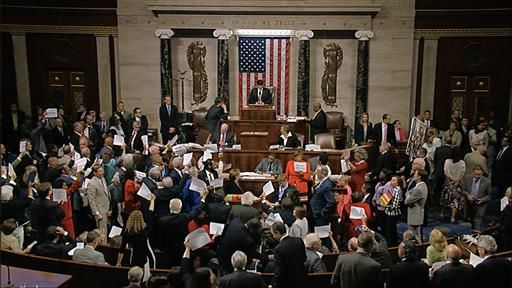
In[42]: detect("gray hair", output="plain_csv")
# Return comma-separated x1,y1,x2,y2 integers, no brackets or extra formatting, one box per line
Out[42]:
148,167,162,181
172,156,183,168
355,148,368,160
241,191,255,206
127,266,143,283
231,250,247,270
303,233,321,248
477,235,497,254
1,185,14,201
317,165,329,177
188,166,198,178
162,176,173,188
169,198,182,214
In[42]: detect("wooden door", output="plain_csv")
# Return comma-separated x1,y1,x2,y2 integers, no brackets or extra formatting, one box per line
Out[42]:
47,70,86,122
449,75,491,122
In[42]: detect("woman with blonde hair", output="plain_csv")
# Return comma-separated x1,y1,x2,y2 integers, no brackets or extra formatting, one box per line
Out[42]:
425,228,447,265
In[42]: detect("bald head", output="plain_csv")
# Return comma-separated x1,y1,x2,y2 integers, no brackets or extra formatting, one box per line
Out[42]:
348,237,359,252
446,244,461,262
169,198,182,214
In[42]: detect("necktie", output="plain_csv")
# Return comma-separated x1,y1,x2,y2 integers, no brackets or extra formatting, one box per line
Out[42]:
497,148,505,159
258,89,262,101
383,124,387,144
130,131,136,148
472,178,480,198
220,133,225,144
167,105,171,117
268,162,272,173
102,122,106,133
59,127,64,136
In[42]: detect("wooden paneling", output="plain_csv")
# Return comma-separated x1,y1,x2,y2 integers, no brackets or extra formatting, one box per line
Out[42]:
0,32,17,110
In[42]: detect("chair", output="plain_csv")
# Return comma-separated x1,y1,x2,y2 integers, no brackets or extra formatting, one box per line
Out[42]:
315,133,336,149
295,132,305,148
325,111,345,149
192,107,209,143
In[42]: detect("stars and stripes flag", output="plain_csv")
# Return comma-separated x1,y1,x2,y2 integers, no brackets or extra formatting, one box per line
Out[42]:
238,37,291,115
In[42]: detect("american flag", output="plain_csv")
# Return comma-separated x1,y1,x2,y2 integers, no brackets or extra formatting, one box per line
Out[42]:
238,37,291,115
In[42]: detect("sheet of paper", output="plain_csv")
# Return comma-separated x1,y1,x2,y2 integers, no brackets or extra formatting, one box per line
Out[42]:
349,206,367,219
137,183,152,200
266,212,284,226
203,150,212,161
469,252,484,267
294,161,307,173
141,135,148,147
190,178,207,192
501,196,509,211
262,181,274,196
240,172,262,177
83,178,90,189
26,240,38,250
52,188,67,202
223,163,232,171
314,225,331,238
172,144,187,156
19,140,27,153
74,152,81,162
209,222,225,236
74,158,87,172
340,160,351,174
45,108,58,118
268,144,280,150
211,178,224,188
183,153,193,166
305,144,321,151
113,135,125,146
185,228,211,251
69,142,75,152
232,144,241,150
109,225,123,238
67,242,85,256
8,163,15,177
204,144,218,152
135,171,147,180
168,134,179,146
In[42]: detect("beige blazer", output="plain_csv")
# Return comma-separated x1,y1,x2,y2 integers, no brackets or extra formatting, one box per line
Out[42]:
86,176,111,216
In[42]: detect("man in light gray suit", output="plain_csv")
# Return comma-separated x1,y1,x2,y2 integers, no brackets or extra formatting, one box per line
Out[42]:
72,230,107,265
462,166,491,230
404,169,429,243
463,145,488,178
254,153,282,175
87,165,111,241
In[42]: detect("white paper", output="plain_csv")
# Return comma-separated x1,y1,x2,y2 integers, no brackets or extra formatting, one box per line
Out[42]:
314,225,331,238
83,178,90,189
172,144,187,156
190,178,207,192
183,153,193,166
211,178,224,188
204,144,218,152
209,222,225,236
232,144,241,150
8,163,15,177
340,160,351,174
168,135,179,146
137,183,152,200
52,188,67,202
69,142,75,152
501,196,509,211
74,152,81,162
141,135,148,147
266,212,284,225
109,225,123,238
240,172,262,177
45,108,58,118
223,163,232,171
113,135,125,146
294,162,307,173
268,144,280,150
305,144,321,151
27,240,38,250
19,140,27,153
74,158,87,172
203,150,212,161
67,242,84,256
135,171,147,180
185,228,211,250
349,206,367,220
469,252,484,267
262,181,275,196
76,242,84,249
186,143,204,150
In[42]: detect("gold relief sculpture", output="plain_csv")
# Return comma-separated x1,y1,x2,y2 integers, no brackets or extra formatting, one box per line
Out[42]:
321,43,343,107
187,41,208,105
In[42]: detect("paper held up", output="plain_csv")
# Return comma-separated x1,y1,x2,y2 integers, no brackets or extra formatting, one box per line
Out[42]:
109,225,123,238
501,196,509,211
52,189,67,202
211,178,224,188
183,153,193,166
262,181,274,196
349,206,367,220
204,144,218,152
314,225,331,238
172,144,188,156
137,183,152,201
168,135,179,146
113,135,125,146
74,158,88,172
45,108,58,118
135,171,147,180
266,212,284,226
469,252,484,267
185,228,211,250
8,163,15,177
203,150,213,161
190,178,207,192
209,222,225,236
141,135,149,147
294,161,307,173
19,140,27,153
340,159,351,174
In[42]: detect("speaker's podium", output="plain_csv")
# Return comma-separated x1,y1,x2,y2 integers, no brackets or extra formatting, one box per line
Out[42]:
241,104,276,120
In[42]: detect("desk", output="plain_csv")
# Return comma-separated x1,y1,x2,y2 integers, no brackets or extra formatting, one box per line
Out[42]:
239,132,269,150
241,105,275,120
1,265,72,288
225,118,308,147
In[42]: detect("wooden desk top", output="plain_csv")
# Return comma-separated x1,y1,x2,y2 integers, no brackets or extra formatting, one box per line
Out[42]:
1,265,72,288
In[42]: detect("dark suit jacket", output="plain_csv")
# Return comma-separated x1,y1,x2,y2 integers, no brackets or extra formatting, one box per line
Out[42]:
277,132,301,148
310,178,336,221
157,213,191,266
331,252,383,288
159,104,179,133
198,169,219,186
474,256,512,288
387,259,429,288
372,122,396,146
354,122,373,144
32,241,73,259
128,115,149,133
229,205,259,223
218,270,266,288
431,262,475,288
249,87,272,105
204,202,232,224
224,179,244,195
51,126,69,147
218,218,261,273
434,145,452,178
273,236,307,288
69,131,82,149
205,105,228,134
310,110,327,141
30,198,65,242
492,145,512,190
211,131,235,147
125,130,146,153
95,120,111,136
371,151,397,178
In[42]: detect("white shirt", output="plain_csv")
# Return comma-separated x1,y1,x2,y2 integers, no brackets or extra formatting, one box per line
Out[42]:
280,132,292,146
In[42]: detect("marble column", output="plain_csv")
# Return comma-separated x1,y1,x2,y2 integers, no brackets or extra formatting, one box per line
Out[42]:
11,33,32,116
420,38,439,113
213,29,233,110
155,29,175,101
354,30,374,127
96,36,113,114
295,30,314,117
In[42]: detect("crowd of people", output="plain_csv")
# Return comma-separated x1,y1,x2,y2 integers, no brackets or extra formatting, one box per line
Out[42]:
1,99,512,288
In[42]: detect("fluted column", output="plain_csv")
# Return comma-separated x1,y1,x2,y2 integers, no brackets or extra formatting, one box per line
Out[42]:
354,30,374,127
155,29,175,101
213,29,233,110
295,30,314,117
11,32,32,116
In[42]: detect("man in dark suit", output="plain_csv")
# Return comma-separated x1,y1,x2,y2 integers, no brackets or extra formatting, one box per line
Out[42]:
460,117,472,155
30,183,65,243
51,117,68,148
159,95,179,145
492,135,512,196
95,112,111,138
69,121,85,149
433,140,452,205
206,97,229,134
430,244,475,288
372,113,396,147
218,250,266,288
254,153,282,175
198,159,219,186
169,157,186,191
271,222,306,288
84,115,101,155
125,121,146,153
475,235,512,288
331,231,383,288
32,226,74,259
123,266,144,288
371,143,397,180
249,80,272,105
309,102,327,142
199,190,232,224
211,123,235,147
387,241,429,288
310,165,336,227
462,166,491,230
229,192,259,223
128,107,149,133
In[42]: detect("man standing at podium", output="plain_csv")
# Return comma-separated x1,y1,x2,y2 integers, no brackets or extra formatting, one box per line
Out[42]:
249,80,272,105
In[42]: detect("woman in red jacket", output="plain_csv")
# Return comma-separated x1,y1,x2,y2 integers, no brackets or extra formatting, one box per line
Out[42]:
347,148,368,193
285,150,311,194
123,169,141,220
54,172,82,239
